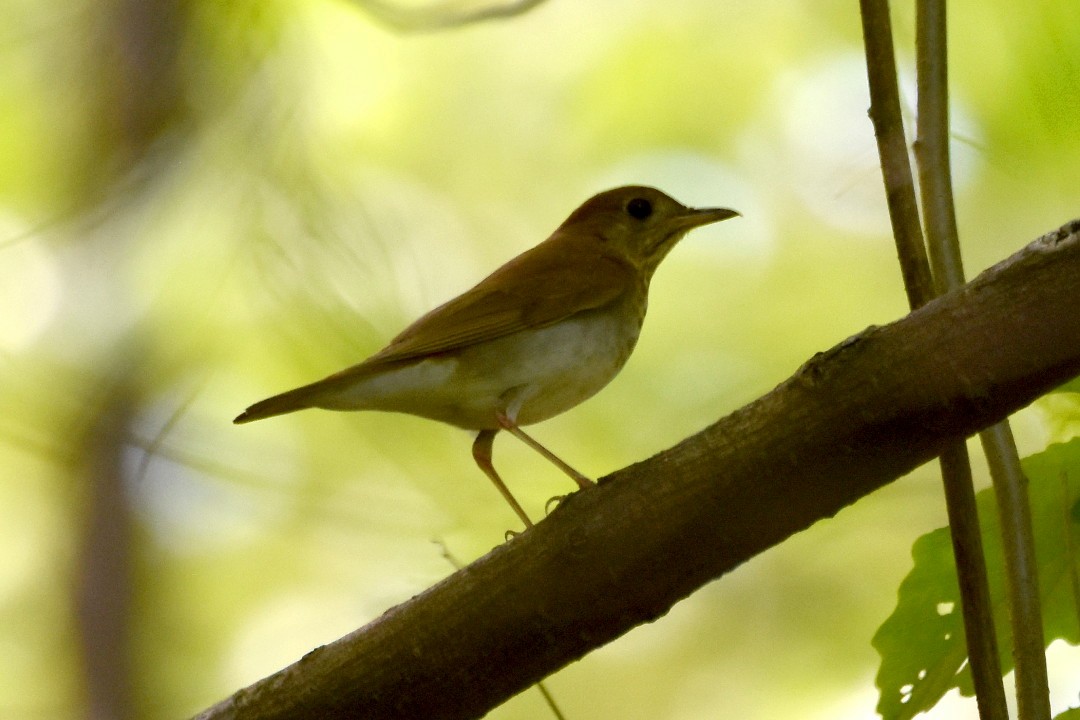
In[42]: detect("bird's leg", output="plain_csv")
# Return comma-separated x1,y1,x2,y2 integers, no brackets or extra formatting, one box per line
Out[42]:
495,411,595,489
472,429,534,529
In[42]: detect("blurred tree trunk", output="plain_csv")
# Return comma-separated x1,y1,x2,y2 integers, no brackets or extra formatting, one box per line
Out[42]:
67,0,184,208
74,374,139,720
66,1,187,717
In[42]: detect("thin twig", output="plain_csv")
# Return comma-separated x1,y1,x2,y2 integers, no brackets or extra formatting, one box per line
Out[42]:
435,541,569,720
536,683,568,720
915,3,1050,718
861,1,1008,718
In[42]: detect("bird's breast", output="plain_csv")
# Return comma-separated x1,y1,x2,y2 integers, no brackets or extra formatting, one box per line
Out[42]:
467,301,645,427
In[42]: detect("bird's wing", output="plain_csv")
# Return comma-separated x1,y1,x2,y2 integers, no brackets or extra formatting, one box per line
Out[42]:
233,235,634,423
350,236,635,369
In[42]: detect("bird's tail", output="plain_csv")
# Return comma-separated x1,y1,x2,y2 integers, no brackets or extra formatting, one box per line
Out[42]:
233,382,325,424
233,361,385,424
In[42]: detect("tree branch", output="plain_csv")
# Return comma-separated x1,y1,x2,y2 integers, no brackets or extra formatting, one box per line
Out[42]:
195,219,1080,720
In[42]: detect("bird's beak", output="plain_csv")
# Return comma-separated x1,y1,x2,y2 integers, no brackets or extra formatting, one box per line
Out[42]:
646,205,741,262
674,206,740,231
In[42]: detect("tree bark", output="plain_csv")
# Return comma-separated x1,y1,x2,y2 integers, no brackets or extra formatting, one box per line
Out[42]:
195,219,1080,720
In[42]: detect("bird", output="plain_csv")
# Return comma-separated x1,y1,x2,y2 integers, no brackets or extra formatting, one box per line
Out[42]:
235,186,738,529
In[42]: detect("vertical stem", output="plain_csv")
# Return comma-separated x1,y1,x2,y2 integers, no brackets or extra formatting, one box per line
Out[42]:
859,0,934,310
914,0,964,292
860,1,1008,718
915,3,1050,719
936,443,1010,720
979,425,1051,720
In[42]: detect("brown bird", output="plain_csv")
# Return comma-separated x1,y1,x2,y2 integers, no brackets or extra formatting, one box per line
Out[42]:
235,186,738,528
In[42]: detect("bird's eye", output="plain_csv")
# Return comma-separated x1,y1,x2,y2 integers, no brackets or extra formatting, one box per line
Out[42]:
626,197,653,220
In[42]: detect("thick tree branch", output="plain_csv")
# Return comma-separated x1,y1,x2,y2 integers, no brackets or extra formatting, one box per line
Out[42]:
196,219,1080,720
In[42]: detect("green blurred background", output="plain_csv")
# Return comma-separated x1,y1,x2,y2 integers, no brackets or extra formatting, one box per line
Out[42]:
1,0,1078,717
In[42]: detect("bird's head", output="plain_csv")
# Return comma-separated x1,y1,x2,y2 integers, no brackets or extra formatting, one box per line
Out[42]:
559,185,739,273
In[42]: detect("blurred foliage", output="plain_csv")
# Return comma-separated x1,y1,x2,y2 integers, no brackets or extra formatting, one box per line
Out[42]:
0,0,1078,718
874,438,1080,720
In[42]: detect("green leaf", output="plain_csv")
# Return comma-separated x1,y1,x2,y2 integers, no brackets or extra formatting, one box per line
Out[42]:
1054,376,1080,394
873,438,1080,720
